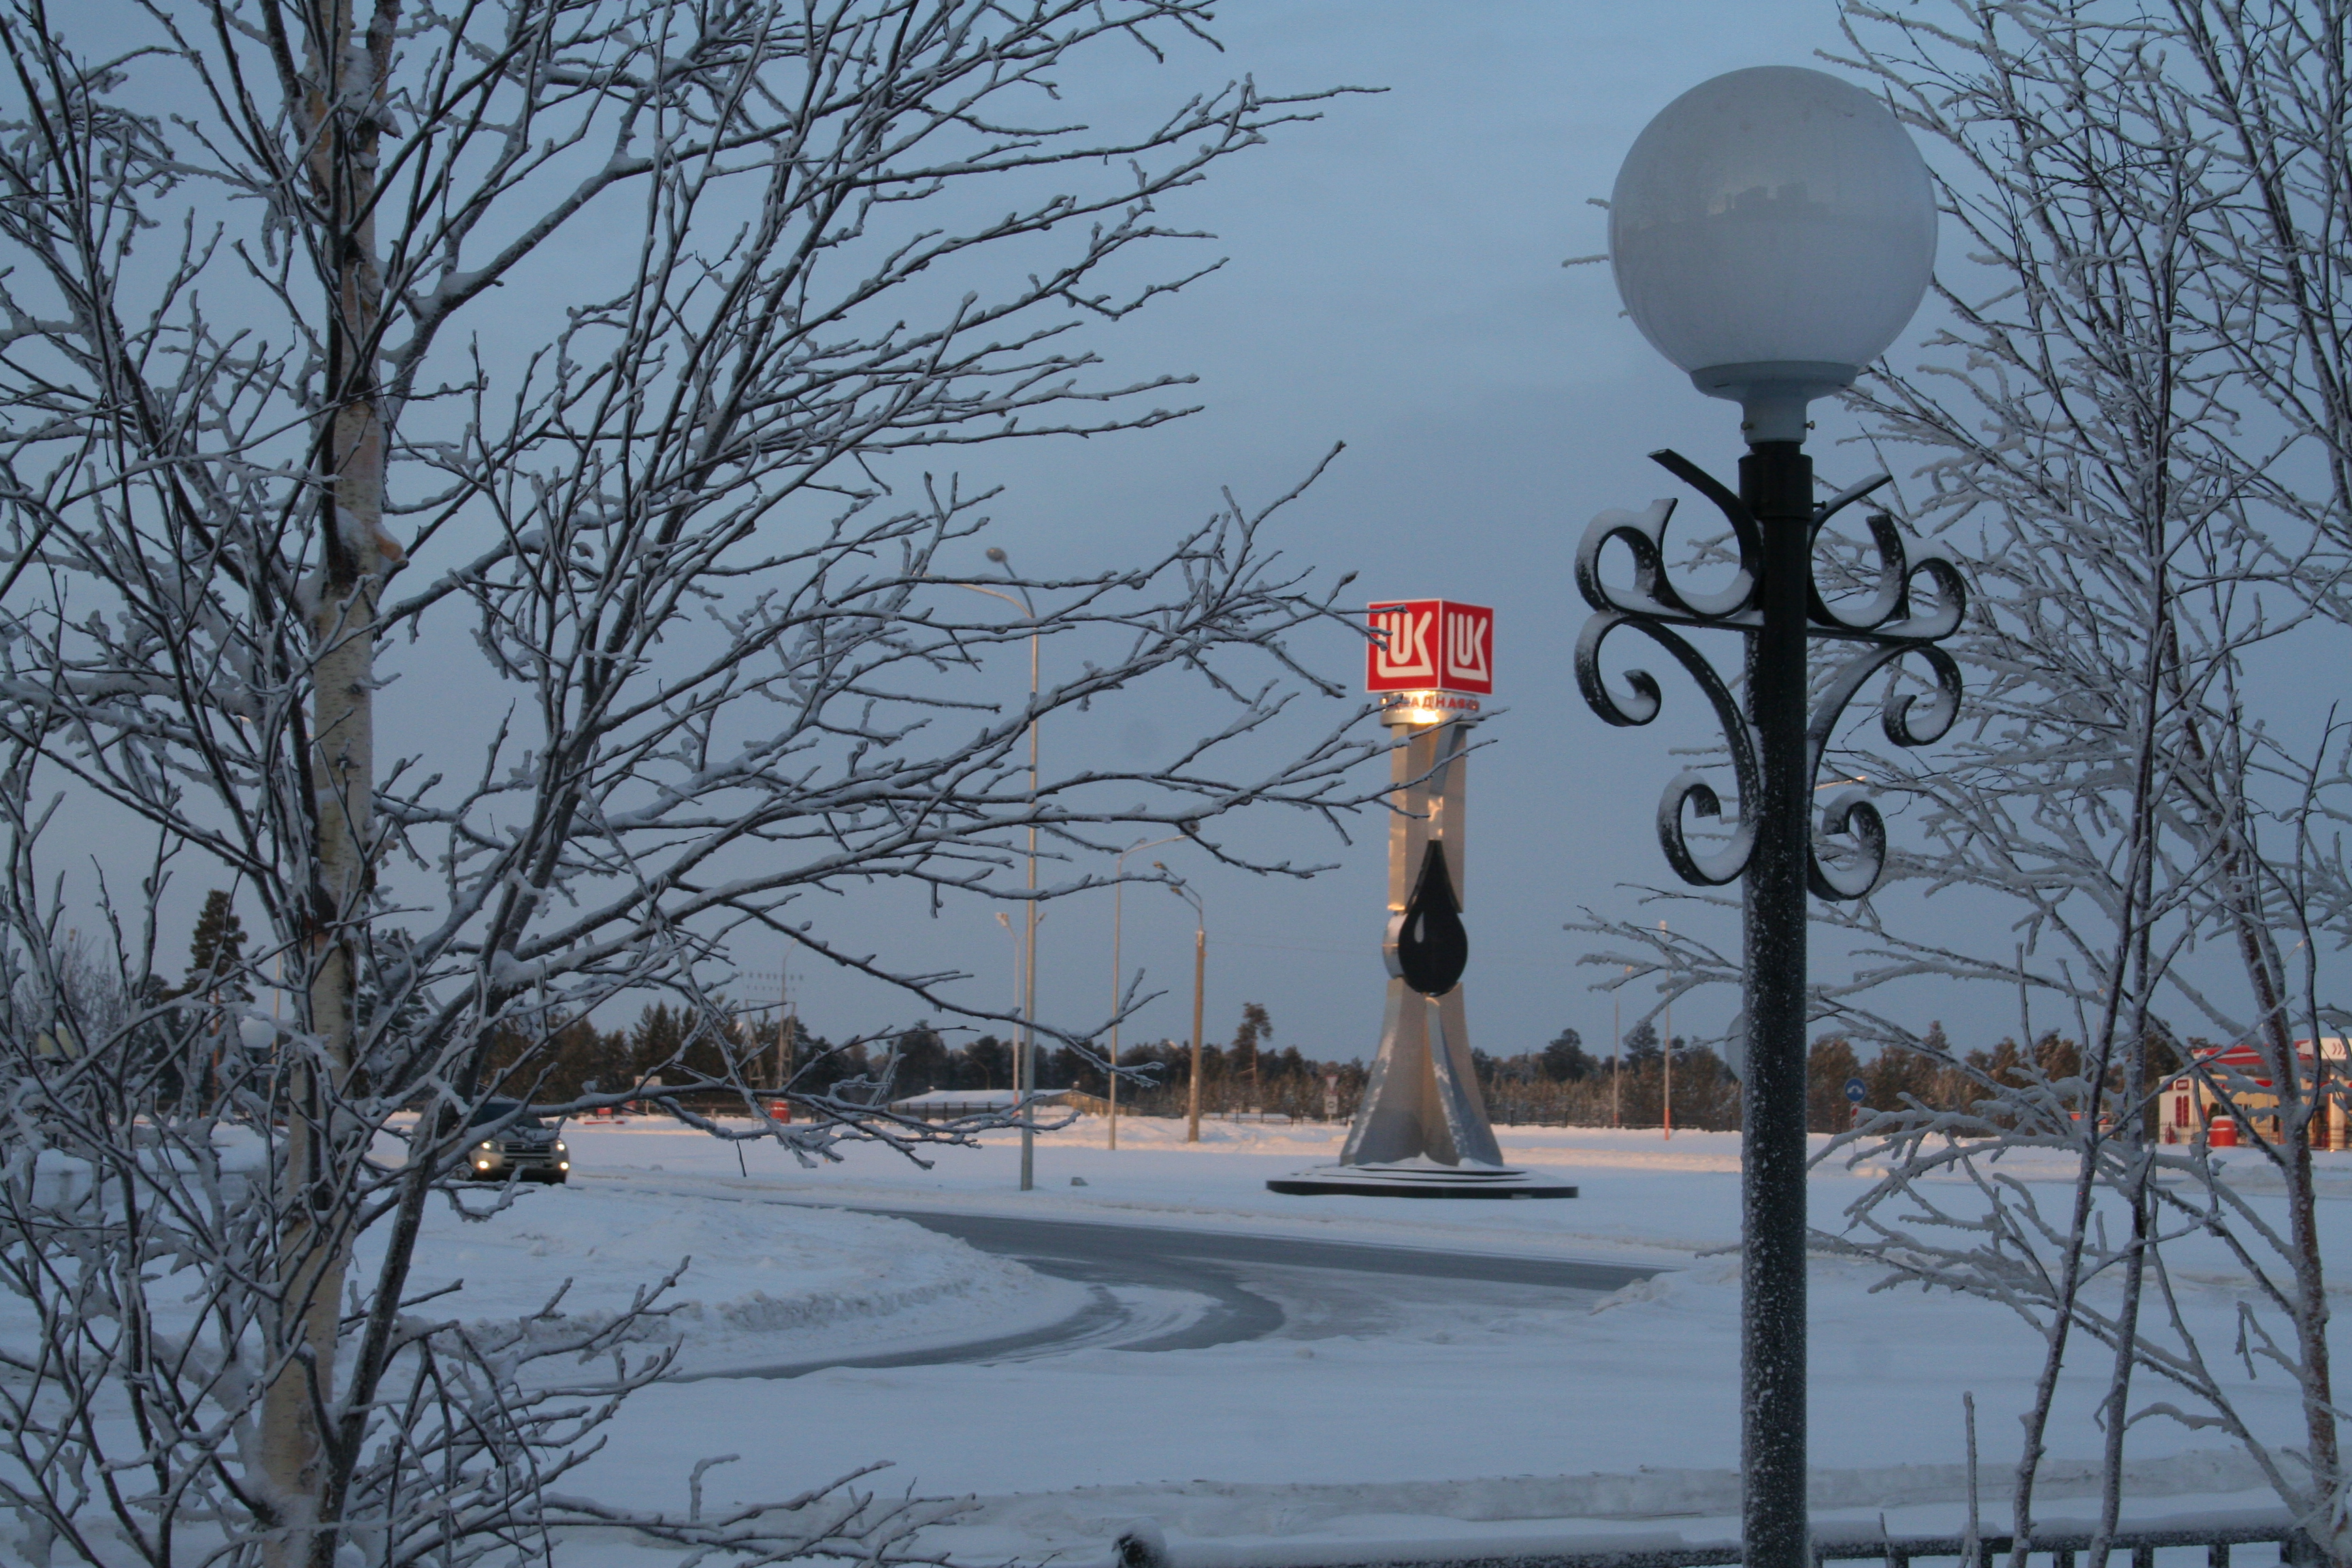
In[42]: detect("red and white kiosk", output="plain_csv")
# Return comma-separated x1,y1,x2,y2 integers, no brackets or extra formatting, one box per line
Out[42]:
2158,1036,2347,1149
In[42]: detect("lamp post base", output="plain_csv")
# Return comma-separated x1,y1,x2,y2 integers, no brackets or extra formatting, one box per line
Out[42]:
1267,1160,1577,1199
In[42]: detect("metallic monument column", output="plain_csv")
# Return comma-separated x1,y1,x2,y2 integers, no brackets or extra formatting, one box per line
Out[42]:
1343,712,1497,1169
1271,601,1573,1200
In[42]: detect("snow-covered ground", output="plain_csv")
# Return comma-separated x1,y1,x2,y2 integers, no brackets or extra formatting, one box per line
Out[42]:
20,1117,2305,1562
18,1124,2286,1561
431,1113,2345,1565
364,1182,1089,1380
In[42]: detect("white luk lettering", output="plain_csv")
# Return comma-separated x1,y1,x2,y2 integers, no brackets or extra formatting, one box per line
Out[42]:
1373,606,1437,681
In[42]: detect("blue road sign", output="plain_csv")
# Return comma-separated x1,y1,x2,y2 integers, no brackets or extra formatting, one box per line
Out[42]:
1844,1077,1867,1105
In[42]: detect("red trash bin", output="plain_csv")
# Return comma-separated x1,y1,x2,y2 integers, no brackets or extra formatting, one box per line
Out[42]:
2208,1115,2238,1147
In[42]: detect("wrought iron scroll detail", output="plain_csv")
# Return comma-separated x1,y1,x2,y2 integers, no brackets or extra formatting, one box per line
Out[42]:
1573,448,1966,902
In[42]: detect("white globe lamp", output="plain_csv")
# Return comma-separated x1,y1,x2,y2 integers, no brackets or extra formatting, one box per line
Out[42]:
1609,65,1937,443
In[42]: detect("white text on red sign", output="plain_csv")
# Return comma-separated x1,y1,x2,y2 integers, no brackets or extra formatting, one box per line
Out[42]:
1365,600,1494,696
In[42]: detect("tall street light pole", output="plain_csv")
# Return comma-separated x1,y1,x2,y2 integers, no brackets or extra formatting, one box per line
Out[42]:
1661,919,1673,1141
1164,870,1206,1143
1111,836,1181,1149
994,910,1021,1095
960,552,1039,1191
1580,67,1957,1568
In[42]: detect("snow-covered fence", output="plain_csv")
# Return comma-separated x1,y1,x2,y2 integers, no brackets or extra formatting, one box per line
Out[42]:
1136,1511,2314,1568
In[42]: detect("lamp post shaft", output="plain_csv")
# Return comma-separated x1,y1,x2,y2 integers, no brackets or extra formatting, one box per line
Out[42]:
1742,440,1814,1568
1186,922,1205,1143
1019,628,1038,1193
1109,875,1122,1150
946,570,1037,1190
1111,836,1181,1151
1599,71,1942,1562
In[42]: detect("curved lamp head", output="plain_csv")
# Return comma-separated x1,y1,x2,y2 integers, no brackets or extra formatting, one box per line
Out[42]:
1609,65,1936,444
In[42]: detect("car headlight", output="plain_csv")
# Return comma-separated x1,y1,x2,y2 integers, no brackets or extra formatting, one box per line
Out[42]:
553,1140,566,1153
476,1140,495,1153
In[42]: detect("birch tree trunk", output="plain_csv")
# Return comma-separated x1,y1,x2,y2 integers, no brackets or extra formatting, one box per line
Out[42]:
260,2,396,1558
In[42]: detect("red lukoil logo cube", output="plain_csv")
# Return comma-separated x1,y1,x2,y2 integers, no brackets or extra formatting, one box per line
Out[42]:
1366,600,1493,695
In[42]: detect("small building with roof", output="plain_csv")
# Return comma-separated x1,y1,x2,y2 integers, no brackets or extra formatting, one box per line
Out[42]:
887,1088,1067,1122
2158,1036,2347,1148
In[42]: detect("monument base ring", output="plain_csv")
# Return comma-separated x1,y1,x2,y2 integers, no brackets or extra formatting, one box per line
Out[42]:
1267,1160,1578,1200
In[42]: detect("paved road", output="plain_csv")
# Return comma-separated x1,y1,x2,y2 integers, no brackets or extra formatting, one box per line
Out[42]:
866,1209,1659,1293
672,1201,1662,1381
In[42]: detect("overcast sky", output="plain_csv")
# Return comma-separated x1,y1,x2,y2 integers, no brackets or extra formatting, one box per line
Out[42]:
732,0,1978,1067
69,0,2180,1074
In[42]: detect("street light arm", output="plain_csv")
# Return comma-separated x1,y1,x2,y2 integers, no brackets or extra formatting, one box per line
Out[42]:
1157,866,1205,921
1115,835,1184,877
979,546,1039,620
947,578,1037,623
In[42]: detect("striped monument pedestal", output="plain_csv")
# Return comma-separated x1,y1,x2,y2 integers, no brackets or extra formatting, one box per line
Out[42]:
1268,1158,1576,1200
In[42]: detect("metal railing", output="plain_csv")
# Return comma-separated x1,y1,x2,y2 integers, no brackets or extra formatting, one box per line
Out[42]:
1834,1517,2317,1568
1121,1513,2317,1568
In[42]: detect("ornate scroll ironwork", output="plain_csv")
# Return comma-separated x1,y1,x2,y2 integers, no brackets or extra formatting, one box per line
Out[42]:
1573,449,1965,900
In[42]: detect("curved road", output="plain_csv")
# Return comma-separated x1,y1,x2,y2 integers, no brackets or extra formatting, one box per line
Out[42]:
662,1200,1663,1381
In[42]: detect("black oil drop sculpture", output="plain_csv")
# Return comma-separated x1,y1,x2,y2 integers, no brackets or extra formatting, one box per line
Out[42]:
1394,842,1467,996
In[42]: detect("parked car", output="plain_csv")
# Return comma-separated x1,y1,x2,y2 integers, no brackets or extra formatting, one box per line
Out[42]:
463,1098,570,1183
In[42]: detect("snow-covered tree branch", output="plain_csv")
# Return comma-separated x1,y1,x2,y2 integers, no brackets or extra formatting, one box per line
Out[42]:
1571,3,2349,1560
0,1,1380,1562
1813,5,2349,1562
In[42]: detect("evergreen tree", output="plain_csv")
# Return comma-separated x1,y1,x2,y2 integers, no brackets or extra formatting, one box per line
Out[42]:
891,1024,950,1097
958,1034,1011,1091
549,1019,632,1100
2034,1030,2083,1084
1670,1045,1741,1131
1984,1036,2028,1086
1622,1019,1662,1067
182,889,250,1000
1542,1028,1594,1083
1229,1001,1273,1100
1806,1036,1863,1133
1046,1041,1100,1095
1865,1042,1940,1112
793,1036,869,1098
628,1003,685,1079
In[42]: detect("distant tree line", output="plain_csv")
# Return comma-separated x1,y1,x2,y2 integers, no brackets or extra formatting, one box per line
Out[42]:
1465,1020,2189,1135
1468,1023,1743,1131
448,981,2175,1137
1803,1024,2186,1134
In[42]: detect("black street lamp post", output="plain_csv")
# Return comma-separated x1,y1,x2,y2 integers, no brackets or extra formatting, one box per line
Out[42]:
1578,67,1963,1568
